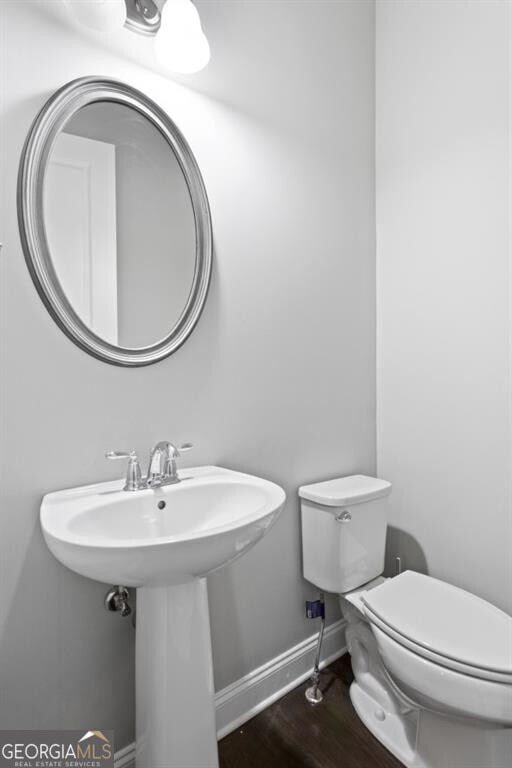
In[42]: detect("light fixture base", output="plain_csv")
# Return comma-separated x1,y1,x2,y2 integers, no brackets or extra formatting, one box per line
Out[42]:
124,0,161,36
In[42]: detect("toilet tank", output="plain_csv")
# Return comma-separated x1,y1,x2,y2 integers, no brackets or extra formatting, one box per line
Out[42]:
299,475,392,594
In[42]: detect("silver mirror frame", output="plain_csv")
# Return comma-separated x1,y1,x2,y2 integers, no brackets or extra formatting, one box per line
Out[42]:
18,76,212,367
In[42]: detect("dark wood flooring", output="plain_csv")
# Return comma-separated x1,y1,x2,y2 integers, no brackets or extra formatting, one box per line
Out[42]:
218,654,403,768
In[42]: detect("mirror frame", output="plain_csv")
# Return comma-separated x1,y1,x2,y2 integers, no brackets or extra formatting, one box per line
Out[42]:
18,77,212,366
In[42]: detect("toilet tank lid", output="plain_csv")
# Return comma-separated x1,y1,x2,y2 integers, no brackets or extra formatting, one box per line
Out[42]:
298,474,391,507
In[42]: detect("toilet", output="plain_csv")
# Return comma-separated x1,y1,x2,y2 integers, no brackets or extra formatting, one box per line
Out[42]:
299,474,512,768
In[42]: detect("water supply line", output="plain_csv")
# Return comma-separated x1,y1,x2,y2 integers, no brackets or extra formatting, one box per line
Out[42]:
305,592,325,704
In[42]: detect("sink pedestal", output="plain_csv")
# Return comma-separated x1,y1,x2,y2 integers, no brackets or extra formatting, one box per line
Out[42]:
136,579,219,768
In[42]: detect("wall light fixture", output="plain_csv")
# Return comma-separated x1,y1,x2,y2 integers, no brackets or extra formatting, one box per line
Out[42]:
154,0,210,74
65,0,210,74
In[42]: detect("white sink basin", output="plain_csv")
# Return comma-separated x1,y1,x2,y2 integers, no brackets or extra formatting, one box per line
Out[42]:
41,465,285,586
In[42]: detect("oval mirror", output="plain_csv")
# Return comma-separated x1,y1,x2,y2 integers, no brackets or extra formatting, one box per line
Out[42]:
18,77,212,366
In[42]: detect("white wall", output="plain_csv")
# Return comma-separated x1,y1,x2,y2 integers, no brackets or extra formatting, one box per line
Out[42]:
376,0,512,612
0,0,375,750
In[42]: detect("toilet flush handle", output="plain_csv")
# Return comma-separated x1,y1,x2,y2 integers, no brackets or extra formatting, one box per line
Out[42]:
335,510,352,523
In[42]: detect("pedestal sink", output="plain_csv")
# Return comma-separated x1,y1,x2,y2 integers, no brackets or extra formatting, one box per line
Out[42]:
41,466,286,768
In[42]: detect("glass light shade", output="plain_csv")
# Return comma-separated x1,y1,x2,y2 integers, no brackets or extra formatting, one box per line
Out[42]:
65,0,127,32
155,0,211,74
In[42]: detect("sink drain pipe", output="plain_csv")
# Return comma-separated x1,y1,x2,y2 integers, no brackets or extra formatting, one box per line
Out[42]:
305,592,325,704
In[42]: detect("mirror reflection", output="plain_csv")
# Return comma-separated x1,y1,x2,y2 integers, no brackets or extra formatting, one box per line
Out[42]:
43,101,196,348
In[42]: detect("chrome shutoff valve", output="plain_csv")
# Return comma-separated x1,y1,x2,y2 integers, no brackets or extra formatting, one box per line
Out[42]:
105,586,132,617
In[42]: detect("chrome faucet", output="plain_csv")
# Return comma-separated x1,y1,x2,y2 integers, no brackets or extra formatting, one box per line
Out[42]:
146,441,193,487
106,441,193,491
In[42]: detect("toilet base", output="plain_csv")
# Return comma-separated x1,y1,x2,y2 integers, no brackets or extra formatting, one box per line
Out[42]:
351,680,512,768
350,682,419,767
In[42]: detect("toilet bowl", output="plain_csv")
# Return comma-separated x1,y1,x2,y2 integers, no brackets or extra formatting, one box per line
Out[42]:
299,475,512,768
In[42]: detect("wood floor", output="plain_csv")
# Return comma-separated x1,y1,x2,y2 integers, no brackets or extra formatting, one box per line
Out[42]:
218,654,403,768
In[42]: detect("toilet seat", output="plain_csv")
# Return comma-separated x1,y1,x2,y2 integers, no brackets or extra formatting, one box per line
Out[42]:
364,605,512,683
361,571,512,684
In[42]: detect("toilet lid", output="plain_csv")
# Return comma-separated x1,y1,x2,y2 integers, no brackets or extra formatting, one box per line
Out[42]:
298,474,391,507
362,571,512,676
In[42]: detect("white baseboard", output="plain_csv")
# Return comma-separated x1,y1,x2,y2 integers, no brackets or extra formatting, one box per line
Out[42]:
114,618,347,768
113,742,136,768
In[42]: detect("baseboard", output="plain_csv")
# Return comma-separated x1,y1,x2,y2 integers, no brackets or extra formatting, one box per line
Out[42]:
113,742,136,768
114,618,347,768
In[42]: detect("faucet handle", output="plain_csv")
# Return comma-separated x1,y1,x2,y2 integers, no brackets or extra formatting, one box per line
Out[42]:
105,450,143,492
106,450,136,460
163,442,193,458
160,443,193,484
